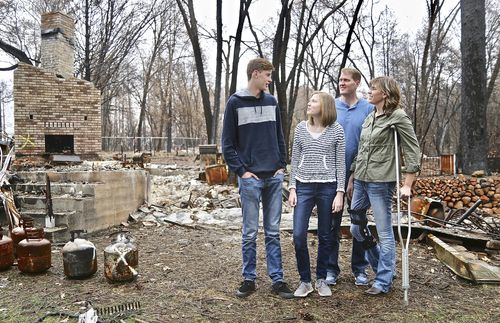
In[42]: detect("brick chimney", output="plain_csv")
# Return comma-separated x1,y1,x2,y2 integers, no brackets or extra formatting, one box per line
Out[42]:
40,12,75,78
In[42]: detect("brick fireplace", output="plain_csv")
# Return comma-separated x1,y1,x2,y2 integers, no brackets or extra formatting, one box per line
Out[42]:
14,12,101,156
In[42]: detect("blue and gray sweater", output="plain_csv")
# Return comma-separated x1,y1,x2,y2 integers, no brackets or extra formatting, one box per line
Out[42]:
221,89,287,178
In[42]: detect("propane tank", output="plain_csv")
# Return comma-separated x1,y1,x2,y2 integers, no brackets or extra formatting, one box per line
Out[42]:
103,232,138,282
62,230,97,279
17,227,51,273
0,224,14,271
11,216,34,257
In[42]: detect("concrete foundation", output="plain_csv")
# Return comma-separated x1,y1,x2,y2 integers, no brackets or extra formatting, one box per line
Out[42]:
11,169,149,242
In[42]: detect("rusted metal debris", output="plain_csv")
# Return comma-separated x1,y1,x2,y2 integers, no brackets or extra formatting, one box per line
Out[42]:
410,196,499,240
205,164,229,185
115,152,152,168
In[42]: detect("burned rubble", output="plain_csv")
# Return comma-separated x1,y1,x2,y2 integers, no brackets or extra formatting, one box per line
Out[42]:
1,148,500,321
0,9,498,322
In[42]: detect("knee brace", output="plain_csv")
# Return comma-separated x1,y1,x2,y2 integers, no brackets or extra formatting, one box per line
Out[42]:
350,208,368,226
350,208,377,250
360,227,377,250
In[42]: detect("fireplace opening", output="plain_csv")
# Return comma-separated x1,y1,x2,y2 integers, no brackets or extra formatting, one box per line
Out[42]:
45,135,74,154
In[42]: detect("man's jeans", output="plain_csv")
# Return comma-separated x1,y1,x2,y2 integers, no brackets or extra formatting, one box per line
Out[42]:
350,179,396,293
293,181,336,283
327,209,369,278
238,173,284,284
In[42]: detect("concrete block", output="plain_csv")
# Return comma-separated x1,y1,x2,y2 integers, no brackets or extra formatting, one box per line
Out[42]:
44,226,70,244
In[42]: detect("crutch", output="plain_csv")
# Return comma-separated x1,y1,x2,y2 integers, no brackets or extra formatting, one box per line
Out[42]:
392,125,411,306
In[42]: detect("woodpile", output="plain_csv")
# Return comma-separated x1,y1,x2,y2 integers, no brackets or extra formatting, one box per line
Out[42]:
412,175,500,215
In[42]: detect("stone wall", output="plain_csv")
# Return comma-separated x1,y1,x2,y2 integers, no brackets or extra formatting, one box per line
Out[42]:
14,63,102,155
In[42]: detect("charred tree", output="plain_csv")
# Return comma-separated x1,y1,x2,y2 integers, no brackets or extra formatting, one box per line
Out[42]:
176,0,213,143
212,0,223,144
459,0,488,173
228,0,253,96
336,0,364,92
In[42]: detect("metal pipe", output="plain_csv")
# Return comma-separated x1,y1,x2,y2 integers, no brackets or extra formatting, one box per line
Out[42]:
456,199,482,224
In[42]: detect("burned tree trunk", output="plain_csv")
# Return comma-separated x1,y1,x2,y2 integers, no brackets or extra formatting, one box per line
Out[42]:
459,0,488,174
176,0,213,143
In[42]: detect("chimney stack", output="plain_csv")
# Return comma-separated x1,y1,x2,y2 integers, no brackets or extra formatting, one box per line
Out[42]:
40,12,75,78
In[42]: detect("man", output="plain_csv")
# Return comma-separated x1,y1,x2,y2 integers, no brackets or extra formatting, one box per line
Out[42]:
221,57,293,299
326,67,374,286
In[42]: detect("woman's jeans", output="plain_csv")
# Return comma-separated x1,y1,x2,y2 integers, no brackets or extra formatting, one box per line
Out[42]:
350,179,396,292
238,173,285,284
293,181,336,283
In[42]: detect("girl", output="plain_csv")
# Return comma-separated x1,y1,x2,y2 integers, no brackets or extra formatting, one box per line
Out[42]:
288,91,345,297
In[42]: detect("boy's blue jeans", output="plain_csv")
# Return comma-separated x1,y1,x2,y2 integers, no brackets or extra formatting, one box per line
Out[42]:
238,173,285,284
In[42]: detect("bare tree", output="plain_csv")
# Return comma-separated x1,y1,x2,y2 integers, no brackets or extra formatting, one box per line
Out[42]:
485,0,500,160
173,61,206,142
146,8,187,152
416,0,459,147
272,0,347,152
228,0,253,96
336,0,364,86
175,0,214,143
303,29,340,91
73,0,157,141
212,0,223,144
0,0,44,67
134,5,171,151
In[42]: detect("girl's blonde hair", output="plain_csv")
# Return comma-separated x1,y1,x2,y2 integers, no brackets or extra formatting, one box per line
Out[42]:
369,76,401,115
308,91,336,127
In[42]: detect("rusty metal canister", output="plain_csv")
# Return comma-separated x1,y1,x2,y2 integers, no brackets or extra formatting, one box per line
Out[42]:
410,196,445,227
0,225,14,270
410,196,430,219
62,230,97,279
17,227,51,273
11,216,34,257
104,232,138,283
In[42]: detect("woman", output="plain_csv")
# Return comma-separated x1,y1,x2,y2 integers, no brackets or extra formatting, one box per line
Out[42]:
288,91,346,297
348,76,420,295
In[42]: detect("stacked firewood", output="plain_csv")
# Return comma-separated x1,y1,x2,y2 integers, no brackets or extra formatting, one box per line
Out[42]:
412,175,500,215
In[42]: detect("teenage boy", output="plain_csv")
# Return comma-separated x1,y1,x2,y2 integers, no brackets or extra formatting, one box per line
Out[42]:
222,57,293,299
326,68,374,286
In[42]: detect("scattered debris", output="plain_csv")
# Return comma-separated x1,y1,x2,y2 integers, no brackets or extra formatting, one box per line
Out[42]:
427,233,500,282
95,301,141,321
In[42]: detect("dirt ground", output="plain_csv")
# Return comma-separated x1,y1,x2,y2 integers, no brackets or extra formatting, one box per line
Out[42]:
1,154,499,322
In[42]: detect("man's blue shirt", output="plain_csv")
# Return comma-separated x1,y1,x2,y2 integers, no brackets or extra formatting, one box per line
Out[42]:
336,98,373,176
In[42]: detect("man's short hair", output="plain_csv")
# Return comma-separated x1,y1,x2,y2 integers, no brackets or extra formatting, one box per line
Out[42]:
247,58,274,80
341,67,362,82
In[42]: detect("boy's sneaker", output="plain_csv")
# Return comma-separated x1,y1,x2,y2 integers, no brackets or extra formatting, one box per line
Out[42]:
315,279,332,297
236,280,256,298
354,273,369,286
271,281,294,299
325,272,337,285
294,281,314,298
